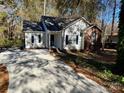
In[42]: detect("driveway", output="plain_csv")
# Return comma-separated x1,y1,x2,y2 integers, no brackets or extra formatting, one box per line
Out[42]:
0,49,110,93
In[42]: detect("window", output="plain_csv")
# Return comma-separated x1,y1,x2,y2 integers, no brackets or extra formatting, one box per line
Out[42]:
31,35,34,43
38,35,41,43
66,35,68,45
76,35,78,44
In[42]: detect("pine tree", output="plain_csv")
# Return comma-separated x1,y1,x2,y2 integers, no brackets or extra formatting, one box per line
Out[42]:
116,0,124,75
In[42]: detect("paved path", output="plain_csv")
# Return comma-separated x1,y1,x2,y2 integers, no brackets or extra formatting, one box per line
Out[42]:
0,49,110,93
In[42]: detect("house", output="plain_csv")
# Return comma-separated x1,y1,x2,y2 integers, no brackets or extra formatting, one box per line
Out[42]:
110,32,118,44
105,32,118,49
23,16,102,51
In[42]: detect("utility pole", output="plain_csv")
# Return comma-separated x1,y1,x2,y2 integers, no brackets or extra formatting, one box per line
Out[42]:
44,0,46,16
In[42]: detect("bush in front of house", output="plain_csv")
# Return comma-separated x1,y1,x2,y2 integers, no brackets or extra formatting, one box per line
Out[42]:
0,38,12,48
13,39,24,48
0,38,24,49
4,39,13,48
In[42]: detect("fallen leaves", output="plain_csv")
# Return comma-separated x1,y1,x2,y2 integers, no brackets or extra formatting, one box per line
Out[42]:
0,64,9,93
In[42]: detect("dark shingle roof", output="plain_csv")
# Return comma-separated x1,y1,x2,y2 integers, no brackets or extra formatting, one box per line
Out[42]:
23,20,45,32
41,16,80,31
23,16,92,32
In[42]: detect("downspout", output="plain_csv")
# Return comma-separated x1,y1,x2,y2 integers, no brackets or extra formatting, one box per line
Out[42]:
62,29,66,50
61,30,63,50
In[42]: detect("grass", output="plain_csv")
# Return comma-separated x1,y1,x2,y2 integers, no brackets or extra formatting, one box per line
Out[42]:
97,70,124,84
55,49,124,93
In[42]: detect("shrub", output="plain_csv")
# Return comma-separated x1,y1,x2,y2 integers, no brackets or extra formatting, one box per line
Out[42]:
0,12,7,21
4,39,13,48
0,38,24,48
0,26,6,32
97,69,124,84
13,39,24,48
0,38,5,47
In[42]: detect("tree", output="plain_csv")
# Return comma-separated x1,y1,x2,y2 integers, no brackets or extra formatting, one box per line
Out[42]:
56,0,102,22
116,0,124,75
110,0,117,43
0,0,23,47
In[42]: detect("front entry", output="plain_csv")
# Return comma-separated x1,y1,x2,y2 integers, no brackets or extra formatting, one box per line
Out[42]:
50,35,54,47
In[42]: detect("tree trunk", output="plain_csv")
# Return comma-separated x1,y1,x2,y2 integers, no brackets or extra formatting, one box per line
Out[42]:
110,0,116,43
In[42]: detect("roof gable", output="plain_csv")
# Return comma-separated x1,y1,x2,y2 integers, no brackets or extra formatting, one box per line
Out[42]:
41,16,90,31
63,17,90,30
84,25,102,33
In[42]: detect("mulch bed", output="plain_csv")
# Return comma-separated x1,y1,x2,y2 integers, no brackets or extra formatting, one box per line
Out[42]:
0,64,9,93
88,51,117,64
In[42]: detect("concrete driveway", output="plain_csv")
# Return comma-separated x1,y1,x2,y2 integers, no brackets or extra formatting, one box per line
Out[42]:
0,49,110,93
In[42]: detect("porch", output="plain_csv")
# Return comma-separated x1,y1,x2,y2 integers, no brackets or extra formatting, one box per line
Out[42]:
47,32,62,49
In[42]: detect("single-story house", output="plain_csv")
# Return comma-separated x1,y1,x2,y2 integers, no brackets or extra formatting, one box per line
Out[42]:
23,16,102,51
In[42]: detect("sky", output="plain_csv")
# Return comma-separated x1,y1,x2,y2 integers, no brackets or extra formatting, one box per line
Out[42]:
100,0,121,24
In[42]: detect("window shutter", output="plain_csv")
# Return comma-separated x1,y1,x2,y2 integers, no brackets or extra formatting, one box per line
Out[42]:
31,35,34,43
66,35,68,45
38,35,41,43
76,35,78,44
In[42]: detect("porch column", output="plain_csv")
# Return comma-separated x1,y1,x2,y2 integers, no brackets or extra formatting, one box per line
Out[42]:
45,31,47,48
48,33,51,49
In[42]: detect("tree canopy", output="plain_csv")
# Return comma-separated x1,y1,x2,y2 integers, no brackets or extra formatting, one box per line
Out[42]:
3,0,104,22
56,0,102,22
